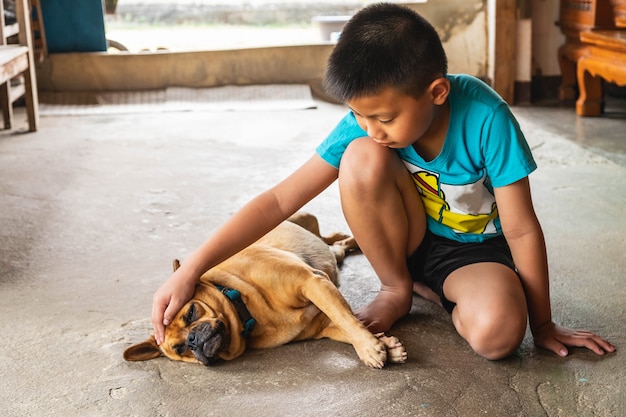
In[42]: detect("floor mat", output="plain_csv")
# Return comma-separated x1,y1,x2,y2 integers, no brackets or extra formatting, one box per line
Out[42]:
39,84,317,116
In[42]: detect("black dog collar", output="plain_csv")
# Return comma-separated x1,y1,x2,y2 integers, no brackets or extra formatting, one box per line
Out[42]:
215,285,256,338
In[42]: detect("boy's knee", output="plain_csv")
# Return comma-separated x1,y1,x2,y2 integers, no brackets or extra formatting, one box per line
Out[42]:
339,138,404,194
340,138,396,185
471,335,522,360
465,313,527,360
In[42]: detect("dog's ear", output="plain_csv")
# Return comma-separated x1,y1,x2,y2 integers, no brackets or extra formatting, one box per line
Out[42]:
123,335,164,361
173,259,181,272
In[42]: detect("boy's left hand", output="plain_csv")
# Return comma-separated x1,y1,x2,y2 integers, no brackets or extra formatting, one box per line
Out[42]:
532,321,616,357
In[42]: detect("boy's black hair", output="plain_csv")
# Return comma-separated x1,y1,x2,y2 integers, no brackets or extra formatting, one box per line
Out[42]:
324,2,448,102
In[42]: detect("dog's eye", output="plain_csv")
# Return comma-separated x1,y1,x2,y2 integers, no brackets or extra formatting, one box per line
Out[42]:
184,303,197,325
173,344,187,355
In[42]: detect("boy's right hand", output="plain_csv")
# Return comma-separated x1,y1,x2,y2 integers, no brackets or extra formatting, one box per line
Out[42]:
532,321,616,357
151,270,198,345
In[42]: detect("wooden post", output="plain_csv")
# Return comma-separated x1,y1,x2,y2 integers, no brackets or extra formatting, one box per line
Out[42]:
489,0,517,104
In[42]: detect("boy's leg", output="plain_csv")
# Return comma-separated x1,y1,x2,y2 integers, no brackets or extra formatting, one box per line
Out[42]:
338,138,426,333
443,262,528,360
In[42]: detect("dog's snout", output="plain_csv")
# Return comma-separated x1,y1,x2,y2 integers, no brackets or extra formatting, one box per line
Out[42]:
184,321,227,366
186,332,200,350
185,321,225,351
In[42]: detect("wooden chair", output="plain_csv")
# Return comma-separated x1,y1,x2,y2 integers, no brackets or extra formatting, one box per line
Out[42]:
29,0,47,62
0,0,39,132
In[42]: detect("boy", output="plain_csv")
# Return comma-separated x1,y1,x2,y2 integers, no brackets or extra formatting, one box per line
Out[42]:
152,3,614,359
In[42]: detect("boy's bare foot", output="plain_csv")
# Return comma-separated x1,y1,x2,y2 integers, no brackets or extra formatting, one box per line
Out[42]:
412,281,443,307
355,288,412,333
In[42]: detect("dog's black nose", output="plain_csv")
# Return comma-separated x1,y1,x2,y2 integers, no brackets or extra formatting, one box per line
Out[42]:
185,321,223,351
185,321,227,366
186,331,201,350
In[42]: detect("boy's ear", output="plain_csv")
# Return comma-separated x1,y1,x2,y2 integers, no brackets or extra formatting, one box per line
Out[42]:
429,77,450,105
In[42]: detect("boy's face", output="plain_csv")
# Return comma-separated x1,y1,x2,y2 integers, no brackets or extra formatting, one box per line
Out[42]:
347,83,447,149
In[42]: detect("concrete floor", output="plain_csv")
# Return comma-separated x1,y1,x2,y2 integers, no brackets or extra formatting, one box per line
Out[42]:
0,98,624,417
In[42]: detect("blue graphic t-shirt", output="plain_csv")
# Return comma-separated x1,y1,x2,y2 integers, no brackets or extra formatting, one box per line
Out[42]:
316,74,537,243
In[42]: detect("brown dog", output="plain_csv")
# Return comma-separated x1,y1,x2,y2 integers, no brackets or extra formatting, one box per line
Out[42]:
123,212,407,368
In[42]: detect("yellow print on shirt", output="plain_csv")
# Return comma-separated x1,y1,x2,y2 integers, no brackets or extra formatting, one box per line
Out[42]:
411,170,499,234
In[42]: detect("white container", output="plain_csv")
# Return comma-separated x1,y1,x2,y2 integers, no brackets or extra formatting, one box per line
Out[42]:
312,15,352,41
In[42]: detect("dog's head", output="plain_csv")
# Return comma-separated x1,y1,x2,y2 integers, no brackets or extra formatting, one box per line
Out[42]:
123,282,247,366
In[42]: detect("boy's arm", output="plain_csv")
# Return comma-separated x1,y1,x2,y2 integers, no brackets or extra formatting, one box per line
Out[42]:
494,177,615,356
151,154,339,344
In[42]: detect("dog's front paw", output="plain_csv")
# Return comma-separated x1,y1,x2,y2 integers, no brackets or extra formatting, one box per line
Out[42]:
376,333,407,364
354,337,387,369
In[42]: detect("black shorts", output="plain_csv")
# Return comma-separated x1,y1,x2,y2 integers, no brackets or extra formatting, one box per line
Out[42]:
406,230,517,313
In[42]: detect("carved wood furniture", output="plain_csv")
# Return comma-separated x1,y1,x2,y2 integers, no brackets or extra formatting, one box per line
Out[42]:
575,1,626,115
576,28,626,115
557,0,617,101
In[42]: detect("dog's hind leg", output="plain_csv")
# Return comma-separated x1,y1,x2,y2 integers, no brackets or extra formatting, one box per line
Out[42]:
287,212,359,263
287,212,322,237
329,236,359,264
287,212,355,245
